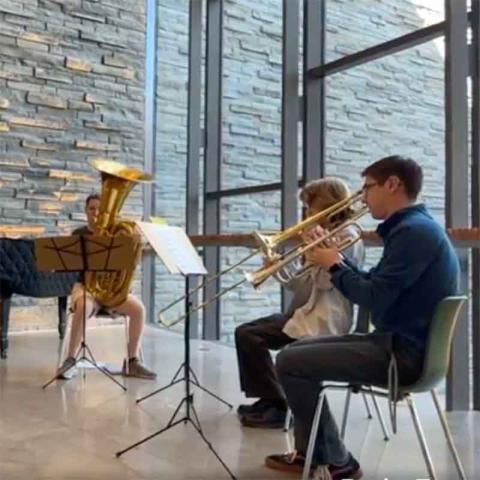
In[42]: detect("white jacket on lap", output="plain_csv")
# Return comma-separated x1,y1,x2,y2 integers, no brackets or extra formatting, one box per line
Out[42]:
282,227,364,339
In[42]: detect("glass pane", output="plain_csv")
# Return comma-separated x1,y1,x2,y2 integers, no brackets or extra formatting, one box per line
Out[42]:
222,0,283,189
154,0,189,227
219,191,284,342
325,37,445,267
153,1,190,327
326,0,445,62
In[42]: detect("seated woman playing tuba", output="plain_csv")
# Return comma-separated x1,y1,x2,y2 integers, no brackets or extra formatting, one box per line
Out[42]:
57,193,157,380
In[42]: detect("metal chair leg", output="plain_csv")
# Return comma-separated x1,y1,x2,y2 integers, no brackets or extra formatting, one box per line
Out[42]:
430,389,467,480
303,391,325,480
361,390,373,419
340,388,352,439
341,388,386,441
368,388,390,441
406,395,436,480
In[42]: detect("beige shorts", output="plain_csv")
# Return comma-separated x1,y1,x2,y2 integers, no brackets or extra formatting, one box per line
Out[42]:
70,283,99,315
71,283,123,317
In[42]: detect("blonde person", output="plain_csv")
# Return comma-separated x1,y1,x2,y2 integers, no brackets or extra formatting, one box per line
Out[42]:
235,178,364,428
57,193,156,380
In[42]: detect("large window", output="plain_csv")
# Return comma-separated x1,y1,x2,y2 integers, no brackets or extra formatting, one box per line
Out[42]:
325,38,446,225
222,0,283,189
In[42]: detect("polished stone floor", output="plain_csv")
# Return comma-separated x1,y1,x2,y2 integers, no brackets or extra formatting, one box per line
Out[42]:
0,325,478,480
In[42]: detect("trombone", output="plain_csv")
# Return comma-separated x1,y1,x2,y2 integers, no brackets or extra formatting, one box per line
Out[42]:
156,249,261,325
158,189,367,327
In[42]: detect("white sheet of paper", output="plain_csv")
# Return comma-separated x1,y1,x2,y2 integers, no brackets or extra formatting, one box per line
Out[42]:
136,221,207,275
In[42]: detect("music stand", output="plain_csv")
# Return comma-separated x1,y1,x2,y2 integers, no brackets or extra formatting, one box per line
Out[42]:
115,223,236,480
37,234,136,391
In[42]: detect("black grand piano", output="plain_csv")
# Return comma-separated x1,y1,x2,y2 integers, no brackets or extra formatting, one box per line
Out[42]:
0,238,78,358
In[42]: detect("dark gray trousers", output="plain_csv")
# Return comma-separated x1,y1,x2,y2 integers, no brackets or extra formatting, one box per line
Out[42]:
235,313,294,401
276,333,423,465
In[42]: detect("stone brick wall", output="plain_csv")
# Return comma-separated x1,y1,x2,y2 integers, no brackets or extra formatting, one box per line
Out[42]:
152,0,446,342
0,0,146,331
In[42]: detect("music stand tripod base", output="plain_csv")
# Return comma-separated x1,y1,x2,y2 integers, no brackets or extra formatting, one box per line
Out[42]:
42,288,127,391
42,339,127,391
115,299,236,480
136,361,233,408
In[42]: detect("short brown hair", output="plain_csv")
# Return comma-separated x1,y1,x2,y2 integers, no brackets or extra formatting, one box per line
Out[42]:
362,155,423,200
300,177,353,225
85,193,100,207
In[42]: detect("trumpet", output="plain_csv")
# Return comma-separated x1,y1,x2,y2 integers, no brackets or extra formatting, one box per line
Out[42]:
245,211,365,289
158,189,367,327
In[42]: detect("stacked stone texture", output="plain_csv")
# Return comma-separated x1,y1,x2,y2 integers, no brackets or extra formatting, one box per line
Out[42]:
0,0,145,330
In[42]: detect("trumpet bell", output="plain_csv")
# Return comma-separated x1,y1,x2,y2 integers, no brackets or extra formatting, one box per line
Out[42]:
252,231,277,259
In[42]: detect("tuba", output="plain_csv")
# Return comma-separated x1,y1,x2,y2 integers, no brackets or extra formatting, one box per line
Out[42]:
84,159,153,308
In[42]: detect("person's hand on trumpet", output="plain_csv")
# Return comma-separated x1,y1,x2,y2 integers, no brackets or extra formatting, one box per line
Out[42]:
302,225,342,270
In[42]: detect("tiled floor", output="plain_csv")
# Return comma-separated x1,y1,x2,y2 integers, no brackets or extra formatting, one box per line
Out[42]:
0,325,478,480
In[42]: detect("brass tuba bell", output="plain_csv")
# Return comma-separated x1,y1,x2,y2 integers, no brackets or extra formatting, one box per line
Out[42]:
84,159,153,308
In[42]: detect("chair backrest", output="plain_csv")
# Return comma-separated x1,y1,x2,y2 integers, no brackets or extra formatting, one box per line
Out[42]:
353,306,370,334
406,296,467,393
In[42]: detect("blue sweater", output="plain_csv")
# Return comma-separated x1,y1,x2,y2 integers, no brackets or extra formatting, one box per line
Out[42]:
330,204,460,353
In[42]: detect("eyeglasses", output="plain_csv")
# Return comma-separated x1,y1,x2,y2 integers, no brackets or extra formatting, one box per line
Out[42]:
362,181,378,193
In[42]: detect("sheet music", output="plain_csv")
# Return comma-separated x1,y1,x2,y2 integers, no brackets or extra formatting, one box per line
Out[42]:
136,221,207,275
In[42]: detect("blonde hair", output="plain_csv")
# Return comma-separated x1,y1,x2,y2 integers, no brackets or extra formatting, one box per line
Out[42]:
299,177,353,225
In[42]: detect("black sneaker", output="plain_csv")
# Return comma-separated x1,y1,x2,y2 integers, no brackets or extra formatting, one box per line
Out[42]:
329,453,363,480
265,451,315,475
240,405,287,429
237,398,275,416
